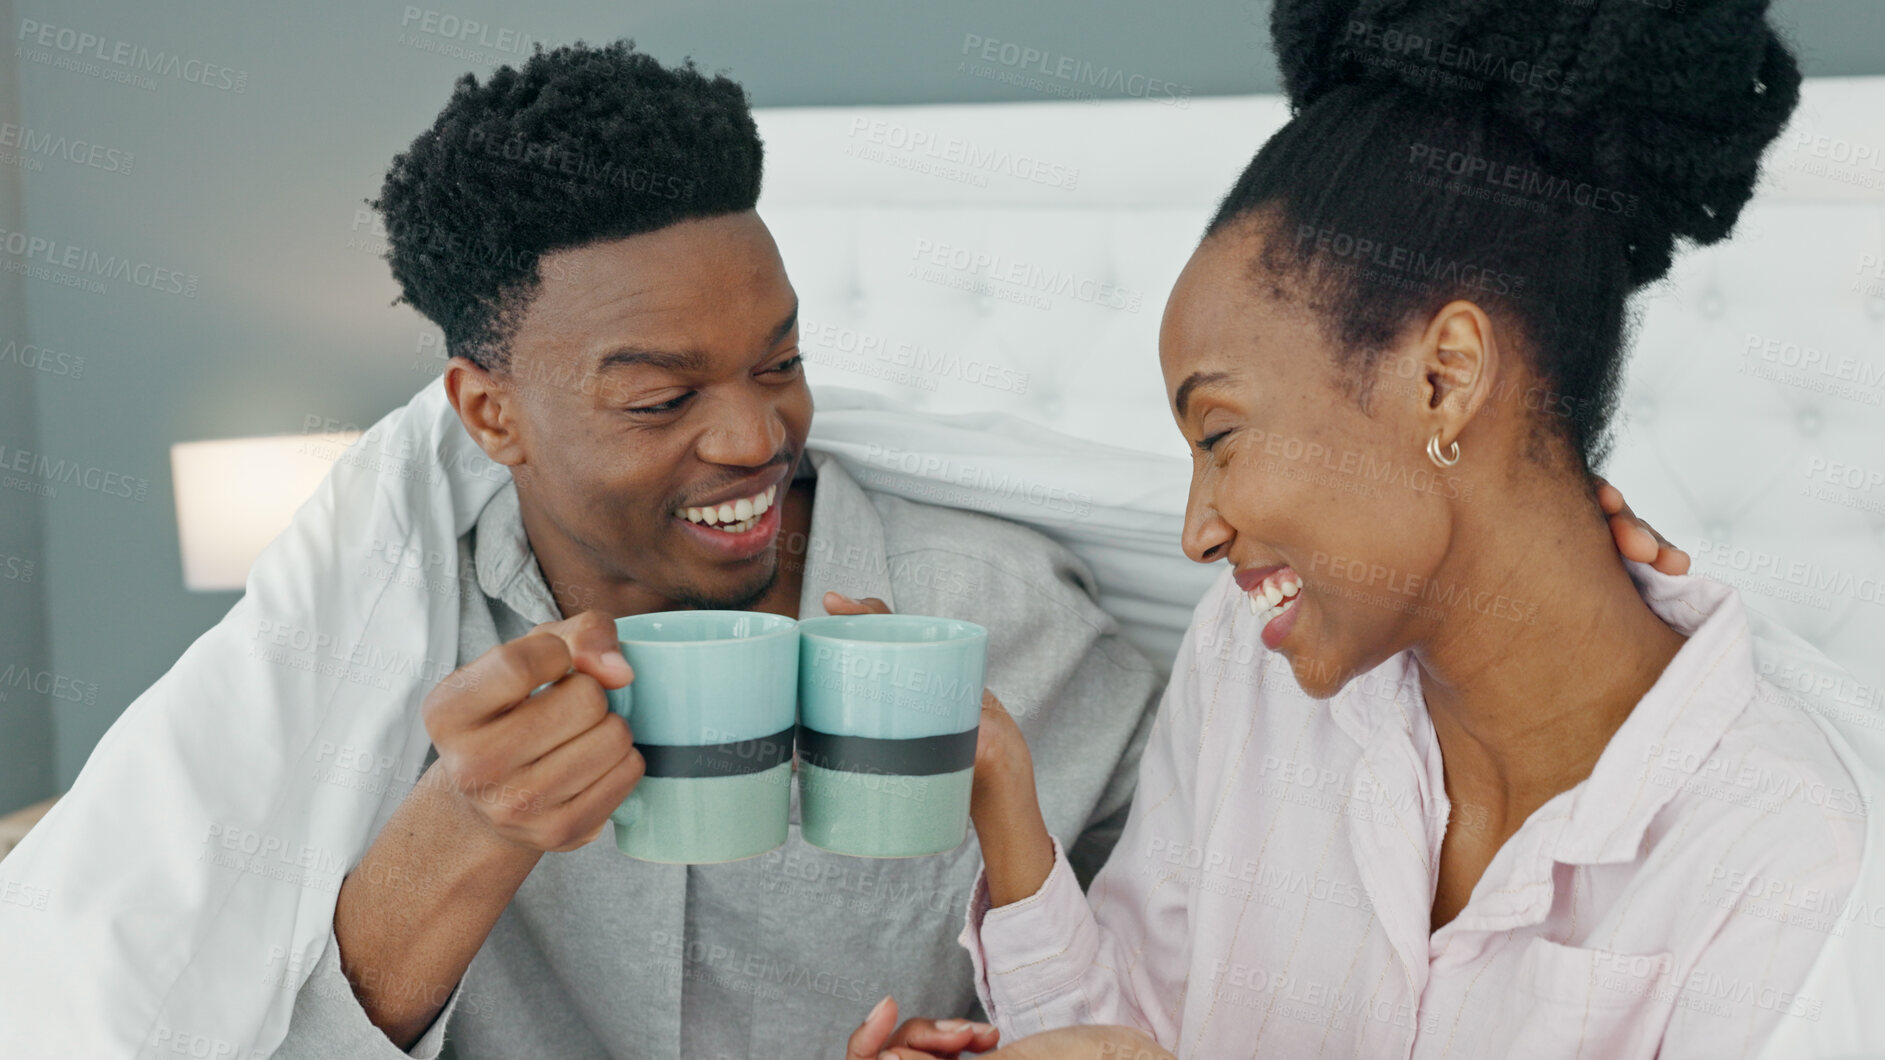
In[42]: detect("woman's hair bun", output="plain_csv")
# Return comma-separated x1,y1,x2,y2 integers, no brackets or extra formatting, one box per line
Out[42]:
1269,0,1801,285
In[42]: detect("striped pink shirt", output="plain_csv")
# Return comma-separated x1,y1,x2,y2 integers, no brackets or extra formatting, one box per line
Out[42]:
962,561,1866,1059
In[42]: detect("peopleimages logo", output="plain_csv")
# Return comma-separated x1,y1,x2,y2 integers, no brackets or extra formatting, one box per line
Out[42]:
845,118,1080,191
1406,143,1638,216
15,19,249,92
0,226,199,297
0,442,149,501
0,339,84,378
1296,224,1525,297
0,122,134,174
461,128,694,200
0,662,99,705
1340,20,1577,95
958,33,1191,106
398,6,538,59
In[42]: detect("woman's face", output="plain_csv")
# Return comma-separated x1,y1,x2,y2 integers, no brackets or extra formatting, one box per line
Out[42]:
1159,224,1463,698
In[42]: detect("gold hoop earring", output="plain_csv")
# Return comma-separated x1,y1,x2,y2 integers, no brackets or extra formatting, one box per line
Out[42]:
1427,434,1461,468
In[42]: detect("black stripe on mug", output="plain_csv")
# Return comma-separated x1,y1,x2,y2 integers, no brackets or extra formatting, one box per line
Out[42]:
795,725,978,777
635,726,796,779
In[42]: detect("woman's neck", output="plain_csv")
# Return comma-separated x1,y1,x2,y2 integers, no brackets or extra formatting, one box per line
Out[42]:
1410,480,1688,837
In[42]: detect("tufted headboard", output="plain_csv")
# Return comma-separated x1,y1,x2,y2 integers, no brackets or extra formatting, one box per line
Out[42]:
754,80,1885,690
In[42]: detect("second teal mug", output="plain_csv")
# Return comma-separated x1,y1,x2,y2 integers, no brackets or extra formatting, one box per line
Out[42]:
607,610,798,863
795,614,988,858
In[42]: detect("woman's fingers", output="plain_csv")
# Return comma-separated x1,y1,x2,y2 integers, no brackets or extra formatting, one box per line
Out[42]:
824,591,894,616
889,1017,998,1055
990,1025,1175,1059
973,691,1029,782
845,995,899,1059
842,999,995,1060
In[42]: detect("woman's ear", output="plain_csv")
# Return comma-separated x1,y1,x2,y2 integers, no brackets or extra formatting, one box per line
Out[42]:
1417,300,1500,446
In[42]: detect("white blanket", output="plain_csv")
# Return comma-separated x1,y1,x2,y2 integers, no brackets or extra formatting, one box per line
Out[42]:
0,376,1877,1058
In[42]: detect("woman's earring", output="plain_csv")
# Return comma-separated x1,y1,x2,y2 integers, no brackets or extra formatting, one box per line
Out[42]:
1427,433,1461,468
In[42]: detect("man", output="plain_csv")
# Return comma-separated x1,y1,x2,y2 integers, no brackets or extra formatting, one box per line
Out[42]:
269,41,1162,1059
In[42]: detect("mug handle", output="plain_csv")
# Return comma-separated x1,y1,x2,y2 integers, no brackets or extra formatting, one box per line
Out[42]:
603,675,642,829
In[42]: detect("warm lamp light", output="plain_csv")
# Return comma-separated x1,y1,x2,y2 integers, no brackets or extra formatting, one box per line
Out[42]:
170,432,362,591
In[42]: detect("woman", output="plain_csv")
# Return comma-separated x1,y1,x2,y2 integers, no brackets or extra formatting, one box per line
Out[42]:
851,0,1862,1056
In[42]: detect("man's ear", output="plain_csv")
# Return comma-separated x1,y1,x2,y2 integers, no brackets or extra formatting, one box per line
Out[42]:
443,356,525,468
1416,299,1500,450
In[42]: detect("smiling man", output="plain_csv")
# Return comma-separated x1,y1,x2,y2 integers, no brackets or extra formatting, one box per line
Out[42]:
265,41,1164,1060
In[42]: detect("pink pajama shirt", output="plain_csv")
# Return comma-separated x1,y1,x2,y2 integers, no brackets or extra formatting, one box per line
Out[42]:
963,562,1865,1059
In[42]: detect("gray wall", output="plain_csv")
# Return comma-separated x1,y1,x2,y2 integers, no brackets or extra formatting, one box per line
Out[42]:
0,0,1880,809
0,0,54,816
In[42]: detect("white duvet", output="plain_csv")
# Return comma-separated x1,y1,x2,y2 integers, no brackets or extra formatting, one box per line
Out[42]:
0,377,1877,1058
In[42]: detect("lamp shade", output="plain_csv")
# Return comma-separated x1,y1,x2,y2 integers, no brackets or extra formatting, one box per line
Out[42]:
170,432,362,591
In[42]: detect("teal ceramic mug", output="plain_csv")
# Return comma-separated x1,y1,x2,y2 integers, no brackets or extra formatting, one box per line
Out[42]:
795,614,988,858
607,611,798,863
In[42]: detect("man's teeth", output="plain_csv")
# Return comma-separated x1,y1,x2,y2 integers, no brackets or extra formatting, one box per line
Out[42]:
680,485,777,534
1247,572,1302,625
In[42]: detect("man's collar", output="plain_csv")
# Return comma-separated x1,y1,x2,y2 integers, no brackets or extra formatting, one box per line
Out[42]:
473,478,561,626
793,451,894,616
470,450,894,626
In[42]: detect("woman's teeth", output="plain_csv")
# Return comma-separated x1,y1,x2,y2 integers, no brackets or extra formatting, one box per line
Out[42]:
680,485,777,534
1248,572,1302,625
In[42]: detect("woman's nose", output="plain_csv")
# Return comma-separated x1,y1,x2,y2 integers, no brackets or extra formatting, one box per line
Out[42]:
1182,493,1234,564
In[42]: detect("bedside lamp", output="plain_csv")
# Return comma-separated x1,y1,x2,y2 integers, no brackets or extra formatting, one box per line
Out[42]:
170,432,361,591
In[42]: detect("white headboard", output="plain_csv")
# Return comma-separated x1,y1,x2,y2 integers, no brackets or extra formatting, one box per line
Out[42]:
755,80,1885,689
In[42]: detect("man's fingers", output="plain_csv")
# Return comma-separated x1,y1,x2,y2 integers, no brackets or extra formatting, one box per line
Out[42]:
531,610,633,688
1608,512,1660,564
1601,504,1692,575
1652,540,1692,576
428,630,581,733
1593,478,1690,573
514,707,636,807
823,591,893,616
846,996,899,1060
1594,476,1623,515
478,669,614,762
542,744,645,852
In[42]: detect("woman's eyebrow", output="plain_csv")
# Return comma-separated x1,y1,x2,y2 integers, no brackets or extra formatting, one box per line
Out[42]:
1173,370,1238,419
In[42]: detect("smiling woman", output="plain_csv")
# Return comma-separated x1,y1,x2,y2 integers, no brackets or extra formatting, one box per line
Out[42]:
936,0,1870,1057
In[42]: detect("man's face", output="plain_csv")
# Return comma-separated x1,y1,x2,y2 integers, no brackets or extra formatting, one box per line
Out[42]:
476,211,809,610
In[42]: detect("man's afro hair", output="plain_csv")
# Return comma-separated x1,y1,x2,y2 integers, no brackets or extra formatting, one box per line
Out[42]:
371,39,763,368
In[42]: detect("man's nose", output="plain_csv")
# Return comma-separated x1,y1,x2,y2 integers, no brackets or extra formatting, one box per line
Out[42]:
696,388,787,467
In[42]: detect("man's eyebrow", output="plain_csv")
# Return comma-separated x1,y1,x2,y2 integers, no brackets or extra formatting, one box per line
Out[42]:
769,302,800,348
593,302,798,373
595,346,709,373
1173,370,1237,419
